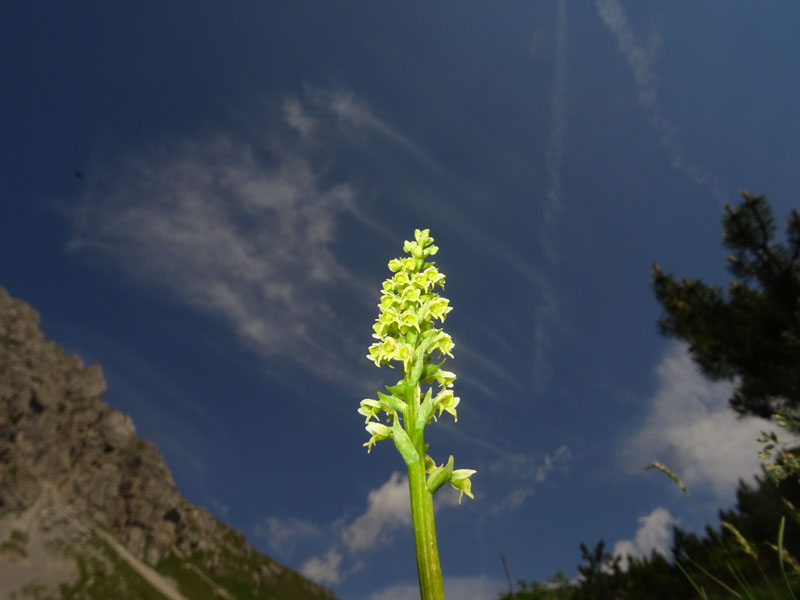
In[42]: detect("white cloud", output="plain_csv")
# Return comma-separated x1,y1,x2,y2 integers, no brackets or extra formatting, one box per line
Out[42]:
619,343,772,502
369,576,504,600
299,473,410,586
253,516,322,558
300,548,343,586
299,470,469,586
341,471,411,553
595,0,726,202
612,507,677,571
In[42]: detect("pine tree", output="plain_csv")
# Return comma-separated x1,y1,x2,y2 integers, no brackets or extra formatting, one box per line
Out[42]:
652,191,800,419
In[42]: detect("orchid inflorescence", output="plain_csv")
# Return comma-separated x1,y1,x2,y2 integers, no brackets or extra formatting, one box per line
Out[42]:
359,228,475,503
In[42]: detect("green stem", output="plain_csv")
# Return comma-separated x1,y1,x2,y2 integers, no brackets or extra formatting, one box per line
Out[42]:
408,442,445,600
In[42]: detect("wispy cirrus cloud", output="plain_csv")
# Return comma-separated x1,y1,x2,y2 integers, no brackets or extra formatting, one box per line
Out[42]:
306,85,453,183
67,131,367,387
283,97,314,137
65,85,445,396
488,445,571,514
596,0,726,203
64,84,524,400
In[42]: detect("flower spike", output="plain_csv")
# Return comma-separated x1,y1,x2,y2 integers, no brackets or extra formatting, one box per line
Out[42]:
358,228,476,599
359,228,475,491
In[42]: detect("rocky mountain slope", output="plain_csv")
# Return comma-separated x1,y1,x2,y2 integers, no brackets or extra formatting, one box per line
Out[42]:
0,286,338,600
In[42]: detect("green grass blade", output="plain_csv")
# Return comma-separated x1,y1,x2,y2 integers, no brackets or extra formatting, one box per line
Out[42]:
724,561,755,600
778,516,798,600
683,553,744,599
668,550,710,599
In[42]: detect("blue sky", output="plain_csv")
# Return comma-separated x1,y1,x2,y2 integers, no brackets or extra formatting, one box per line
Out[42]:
3,2,800,599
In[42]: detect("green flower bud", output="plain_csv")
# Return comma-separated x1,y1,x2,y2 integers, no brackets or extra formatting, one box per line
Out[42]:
426,455,454,495
414,228,430,245
424,450,436,474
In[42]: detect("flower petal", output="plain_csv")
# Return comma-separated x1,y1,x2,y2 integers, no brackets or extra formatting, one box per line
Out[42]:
450,468,477,503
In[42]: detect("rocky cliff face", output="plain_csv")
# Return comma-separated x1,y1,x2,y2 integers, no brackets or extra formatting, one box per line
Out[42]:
0,286,337,600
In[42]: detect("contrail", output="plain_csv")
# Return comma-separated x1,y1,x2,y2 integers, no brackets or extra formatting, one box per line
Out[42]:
530,0,568,396
596,0,726,203
541,0,568,267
